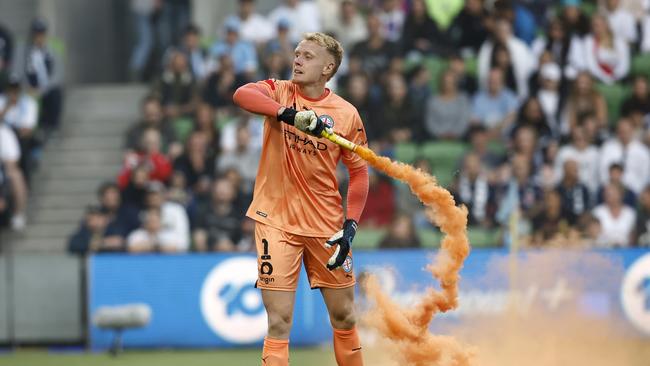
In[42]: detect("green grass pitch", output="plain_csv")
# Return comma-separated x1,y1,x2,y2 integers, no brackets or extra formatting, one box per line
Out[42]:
0,348,338,366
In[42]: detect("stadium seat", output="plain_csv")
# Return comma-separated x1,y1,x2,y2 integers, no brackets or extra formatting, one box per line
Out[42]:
595,83,631,127
394,142,419,164
631,54,650,78
418,228,442,248
354,228,386,249
419,141,468,188
173,117,194,143
467,227,502,248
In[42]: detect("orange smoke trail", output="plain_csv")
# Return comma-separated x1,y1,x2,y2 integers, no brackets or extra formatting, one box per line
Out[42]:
355,146,474,366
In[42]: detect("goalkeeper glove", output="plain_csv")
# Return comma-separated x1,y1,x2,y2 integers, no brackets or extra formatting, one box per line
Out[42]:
325,219,358,271
277,107,328,137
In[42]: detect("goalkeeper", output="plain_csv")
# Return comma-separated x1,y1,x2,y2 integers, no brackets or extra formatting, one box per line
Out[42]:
233,32,368,366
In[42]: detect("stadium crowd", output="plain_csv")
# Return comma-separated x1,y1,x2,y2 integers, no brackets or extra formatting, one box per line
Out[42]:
0,18,64,232
68,0,650,253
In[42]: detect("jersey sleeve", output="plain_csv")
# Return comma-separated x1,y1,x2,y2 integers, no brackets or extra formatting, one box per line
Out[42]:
341,111,368,169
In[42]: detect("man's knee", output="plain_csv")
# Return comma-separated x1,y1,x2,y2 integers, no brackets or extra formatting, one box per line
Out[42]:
267,310,293,338
329,305,356,330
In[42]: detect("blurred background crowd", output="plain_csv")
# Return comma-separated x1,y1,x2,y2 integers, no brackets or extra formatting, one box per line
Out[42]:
2,0,650,253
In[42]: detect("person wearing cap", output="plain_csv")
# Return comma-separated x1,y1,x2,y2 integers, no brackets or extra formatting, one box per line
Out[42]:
25,18,63,132
68,205,112,254
0,76,39,180
228,0,274,45
210,18,258,78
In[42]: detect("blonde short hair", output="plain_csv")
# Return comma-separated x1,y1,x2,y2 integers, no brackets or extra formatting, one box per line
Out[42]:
303,32,343,79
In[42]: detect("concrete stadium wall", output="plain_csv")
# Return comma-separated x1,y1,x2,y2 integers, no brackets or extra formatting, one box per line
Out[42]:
0,254,84,344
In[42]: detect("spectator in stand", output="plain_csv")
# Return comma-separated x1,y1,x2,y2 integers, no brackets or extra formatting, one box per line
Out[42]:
360,168,395,227
174,131,215,194
229,0,274,45
127,208,184,253
478,18,535,99
448,54,478,95
592,183,636,247
0,163,12,228
496,153,544,226
153,50,198,119
128,0,160,82
343,73,376,140
407,65,432,118
211,18,258,80
202,55,243,112
97,181,140,247
350,11,399,82
554,125,600,194
178,24,211,81
193,103,221,154
511,97,553,143
118,128,173,189
0,119,27,230
216,124,260,193
643,9,650,53
374,72,418,145
599,118,650,195
158,0,190,50
562,71,608,133
68,206,112,254
263,50,292,81
400,0,450,57
465,125,505,170
471,68,519,138
0,77,39,180
265,19,296,73
597,162,637,207
569,14,630,85
125,95,179,155
449,0,488,56
621,75,650,130
120,164,151,209
378,214,421,249
531,190,574,247
634,185,650,246
192,177,244,252
532,19,573,80
144,181,189,250
602,0,638,44
219,109,263,152
452,152,495,227
556,159,591,225
493,0,537,46
25,18,63,133
0,22,13,92
560,0,591,38
534,62,563,134
424,69,471,140
268,0,321,44
377,0,406,43
324,0,367,51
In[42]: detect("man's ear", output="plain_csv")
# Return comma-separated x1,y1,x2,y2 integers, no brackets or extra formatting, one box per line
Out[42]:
322,61,335,78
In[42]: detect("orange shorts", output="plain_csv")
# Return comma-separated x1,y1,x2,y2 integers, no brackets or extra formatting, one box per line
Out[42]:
255,222,356,291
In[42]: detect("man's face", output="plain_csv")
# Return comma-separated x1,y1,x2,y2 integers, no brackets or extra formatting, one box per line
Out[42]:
488,69,504,94
101,187,121,210
143,101,162,124
292,40,334,84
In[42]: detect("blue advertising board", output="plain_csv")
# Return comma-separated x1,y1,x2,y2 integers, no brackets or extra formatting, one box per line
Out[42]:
88,249,650,349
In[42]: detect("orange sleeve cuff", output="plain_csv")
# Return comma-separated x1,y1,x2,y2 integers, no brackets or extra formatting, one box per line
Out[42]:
232,82,283,117
346,164,369,222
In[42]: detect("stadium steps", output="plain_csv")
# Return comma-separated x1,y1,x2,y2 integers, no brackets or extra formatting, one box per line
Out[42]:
6,84,147,253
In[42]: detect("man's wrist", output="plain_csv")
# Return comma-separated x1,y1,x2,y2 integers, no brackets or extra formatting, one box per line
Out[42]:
277,107,296,125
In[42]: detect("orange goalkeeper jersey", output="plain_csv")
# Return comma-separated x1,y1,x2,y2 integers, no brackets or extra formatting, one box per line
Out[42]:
246,79,368,237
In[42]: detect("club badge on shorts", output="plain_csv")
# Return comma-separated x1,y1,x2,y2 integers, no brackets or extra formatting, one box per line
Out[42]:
319,114,335,129
342,255,353,273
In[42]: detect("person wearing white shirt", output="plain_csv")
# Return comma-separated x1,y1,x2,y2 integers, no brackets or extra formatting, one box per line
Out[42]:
602,0,638,43
569,14,630,85
144,181,190,251
642,11,650,53
378,0,406,42
537,62,562,133
324,0,368,51
127,208,183,253
268,0,321,44
229,0,274,44
0,122,27,230
599,118,650,195
478,19,535,99
554,126,600,194
592,183,636,247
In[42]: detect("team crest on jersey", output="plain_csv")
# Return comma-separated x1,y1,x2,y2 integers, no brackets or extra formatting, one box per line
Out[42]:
319,114,335,129
342,255,353,273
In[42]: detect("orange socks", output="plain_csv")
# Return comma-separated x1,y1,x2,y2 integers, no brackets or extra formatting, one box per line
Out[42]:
262,337,289,366
333,327,364,366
